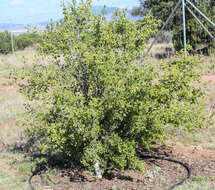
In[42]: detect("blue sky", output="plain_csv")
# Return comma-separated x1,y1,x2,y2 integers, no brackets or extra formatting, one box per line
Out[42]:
0,0,140,24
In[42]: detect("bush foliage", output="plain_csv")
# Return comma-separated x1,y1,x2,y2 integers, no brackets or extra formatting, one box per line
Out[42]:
17,0,209,177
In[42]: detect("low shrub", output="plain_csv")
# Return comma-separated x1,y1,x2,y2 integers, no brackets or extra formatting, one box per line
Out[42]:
16,0,210,177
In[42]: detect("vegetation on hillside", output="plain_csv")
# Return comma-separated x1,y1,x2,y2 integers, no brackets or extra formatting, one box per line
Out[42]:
0,30,40,54
14,0,211,178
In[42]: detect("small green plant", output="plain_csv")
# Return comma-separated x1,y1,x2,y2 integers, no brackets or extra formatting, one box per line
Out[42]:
192,176,209,183
112,184,124,190
17,0,210,178
17,161,34,176
175,178,215,190
143,166,161,182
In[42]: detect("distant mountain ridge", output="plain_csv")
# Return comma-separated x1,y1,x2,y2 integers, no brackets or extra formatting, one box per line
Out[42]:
0,6,140,32
0,23,25,31
92,6,140,21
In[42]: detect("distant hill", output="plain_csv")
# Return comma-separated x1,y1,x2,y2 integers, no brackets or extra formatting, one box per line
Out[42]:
92,6,140,21
0,23,25,31
0,6,140,32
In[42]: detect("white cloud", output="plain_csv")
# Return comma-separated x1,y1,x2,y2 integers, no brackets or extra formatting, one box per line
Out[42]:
9,0,25,6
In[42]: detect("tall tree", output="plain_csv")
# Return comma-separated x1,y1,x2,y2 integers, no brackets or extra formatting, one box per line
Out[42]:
132,0,215,53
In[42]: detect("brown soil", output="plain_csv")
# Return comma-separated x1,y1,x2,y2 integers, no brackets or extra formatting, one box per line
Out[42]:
170,143,215,160
26,145,215,190
201,74,215,85
0,78,15,91
0,121,16,130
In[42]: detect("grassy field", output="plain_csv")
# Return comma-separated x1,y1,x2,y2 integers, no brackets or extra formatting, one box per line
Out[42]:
0,49,214,190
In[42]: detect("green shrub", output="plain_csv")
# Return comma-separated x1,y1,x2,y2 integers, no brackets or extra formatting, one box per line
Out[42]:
17,0,209,177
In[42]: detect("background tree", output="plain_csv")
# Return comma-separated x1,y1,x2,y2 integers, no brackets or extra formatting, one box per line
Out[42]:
0,31,11,54
132,0,215,53
0,30,40,54
16,32,40,50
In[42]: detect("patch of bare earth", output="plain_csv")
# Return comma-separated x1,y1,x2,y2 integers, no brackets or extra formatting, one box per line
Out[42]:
202,74,215,86
0,121,16,130
24,143,215,190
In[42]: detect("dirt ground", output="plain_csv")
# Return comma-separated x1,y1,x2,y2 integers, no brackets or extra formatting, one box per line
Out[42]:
26,144,215,190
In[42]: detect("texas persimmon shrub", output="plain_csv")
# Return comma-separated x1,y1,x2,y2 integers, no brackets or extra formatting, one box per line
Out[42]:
18,0,208,177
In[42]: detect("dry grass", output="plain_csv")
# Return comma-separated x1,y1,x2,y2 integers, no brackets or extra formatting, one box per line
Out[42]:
175,177,215,190
0,48,36,67
0,151,31,190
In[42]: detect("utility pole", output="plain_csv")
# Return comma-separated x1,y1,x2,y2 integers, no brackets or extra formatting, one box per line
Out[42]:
11,31,15,64
182,0,187,55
